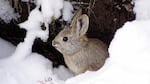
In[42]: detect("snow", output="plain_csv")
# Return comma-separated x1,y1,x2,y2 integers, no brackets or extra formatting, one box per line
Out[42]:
133,0,150,20
1,0,150,84
62,1,74,22
0,35,73,84
36,0,64,24
0,0,19,23
19,7,49,42
0,38,16,58
35,0,74,24
0,1,73,84
0,0,73,23
53,66,74,81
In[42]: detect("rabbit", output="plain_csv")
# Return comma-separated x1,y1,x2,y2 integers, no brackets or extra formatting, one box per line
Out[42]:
52,9,109,75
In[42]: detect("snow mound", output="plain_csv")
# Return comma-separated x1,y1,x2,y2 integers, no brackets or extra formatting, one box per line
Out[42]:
0,38,16,58
0,53,52,84
65,20,150,84
0,3,74,83
133,0,150,20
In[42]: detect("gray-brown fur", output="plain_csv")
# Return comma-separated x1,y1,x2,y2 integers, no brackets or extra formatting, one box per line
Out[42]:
52,10,109,75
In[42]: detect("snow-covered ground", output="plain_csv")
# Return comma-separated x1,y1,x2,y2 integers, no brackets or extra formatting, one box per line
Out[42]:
0,0,150,84
0,0,74,84
0,38,16,58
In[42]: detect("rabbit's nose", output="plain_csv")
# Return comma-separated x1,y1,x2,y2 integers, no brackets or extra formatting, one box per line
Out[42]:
52,40,58,47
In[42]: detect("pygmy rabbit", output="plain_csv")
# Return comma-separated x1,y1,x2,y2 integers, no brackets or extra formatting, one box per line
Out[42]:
52,9,109,75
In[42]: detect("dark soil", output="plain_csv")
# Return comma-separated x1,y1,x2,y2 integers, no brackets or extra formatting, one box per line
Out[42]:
0,0,135,67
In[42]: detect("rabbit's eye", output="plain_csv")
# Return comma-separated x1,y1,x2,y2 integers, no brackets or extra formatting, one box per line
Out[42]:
63,37,68,42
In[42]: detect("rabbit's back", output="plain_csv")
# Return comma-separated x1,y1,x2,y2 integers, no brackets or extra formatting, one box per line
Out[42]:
64,38,109,74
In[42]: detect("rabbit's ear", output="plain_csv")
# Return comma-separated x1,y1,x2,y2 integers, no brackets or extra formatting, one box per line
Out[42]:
76,14,89,37
70,9,82,27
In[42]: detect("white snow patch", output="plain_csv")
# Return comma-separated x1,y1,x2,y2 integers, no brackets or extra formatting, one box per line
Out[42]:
0,38,16,58
0,0,74,24
19,8,48,42
36,0,64,24
62,1,74,22
0,4,73,84
53,66,74,81
0,6,53,83
133,0,150,20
